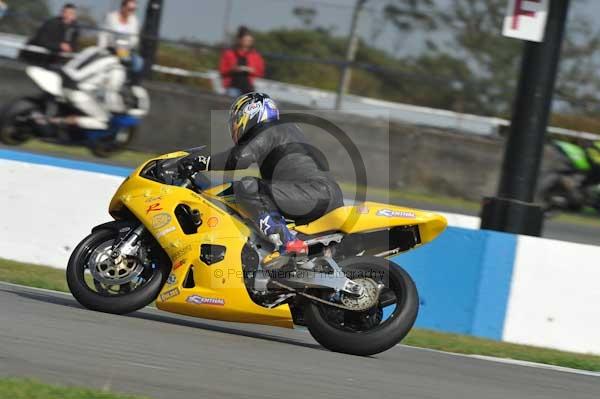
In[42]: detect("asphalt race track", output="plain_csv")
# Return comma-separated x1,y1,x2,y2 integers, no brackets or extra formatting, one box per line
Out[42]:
1,283,598,399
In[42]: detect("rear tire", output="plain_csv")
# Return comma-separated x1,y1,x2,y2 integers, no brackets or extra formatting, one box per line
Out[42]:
66,225,168,315
90,127,136,158
304,256,419,356
0,99,36,145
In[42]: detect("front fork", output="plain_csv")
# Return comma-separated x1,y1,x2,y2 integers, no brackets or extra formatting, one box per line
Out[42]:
110,225,145,263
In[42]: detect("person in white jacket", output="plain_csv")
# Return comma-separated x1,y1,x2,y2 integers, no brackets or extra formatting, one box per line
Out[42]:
98,0,143,73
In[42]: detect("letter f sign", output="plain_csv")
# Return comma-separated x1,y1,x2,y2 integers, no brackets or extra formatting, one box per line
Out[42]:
503,0,549,42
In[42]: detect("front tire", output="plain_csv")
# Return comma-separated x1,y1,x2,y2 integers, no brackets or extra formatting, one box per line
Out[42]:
66,225,168,315
304,256,419,356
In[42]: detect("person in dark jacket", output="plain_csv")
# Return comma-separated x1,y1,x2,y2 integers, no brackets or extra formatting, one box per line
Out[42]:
219,26,265,97
21,3,79,65
180,92,344,255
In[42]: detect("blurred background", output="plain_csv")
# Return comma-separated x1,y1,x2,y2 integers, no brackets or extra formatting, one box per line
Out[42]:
2,0,600,127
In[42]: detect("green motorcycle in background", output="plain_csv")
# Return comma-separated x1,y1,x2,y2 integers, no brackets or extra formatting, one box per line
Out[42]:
538,140,600,213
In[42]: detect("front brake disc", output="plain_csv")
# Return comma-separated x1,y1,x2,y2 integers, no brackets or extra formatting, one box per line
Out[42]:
88,241,145,286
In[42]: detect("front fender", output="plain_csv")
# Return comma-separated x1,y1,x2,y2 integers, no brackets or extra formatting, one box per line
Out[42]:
91,220,139,234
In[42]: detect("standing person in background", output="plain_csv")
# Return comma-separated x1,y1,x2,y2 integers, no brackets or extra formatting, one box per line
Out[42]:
98,0,144,75
0,1,7,20
20,3,79,66
219,26,265,97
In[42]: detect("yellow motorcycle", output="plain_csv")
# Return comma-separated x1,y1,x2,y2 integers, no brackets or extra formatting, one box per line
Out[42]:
66,148,447,356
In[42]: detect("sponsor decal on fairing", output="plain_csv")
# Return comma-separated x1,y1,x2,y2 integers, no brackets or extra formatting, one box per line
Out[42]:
186,295,225,306
376,209,416,218
166,273,177,285
146,203,163,214
156,226,176,239
152,213,172,229
159,287,180,302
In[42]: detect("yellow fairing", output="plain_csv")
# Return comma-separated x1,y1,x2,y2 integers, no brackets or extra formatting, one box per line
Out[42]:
109,162,294,329
108,154,444,329
294,202,447,245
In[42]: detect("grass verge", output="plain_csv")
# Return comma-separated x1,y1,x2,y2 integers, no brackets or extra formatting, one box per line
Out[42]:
8,139,157,168
0,378,147,399
403,329,600,372
0,258,68,292
2,258,600,371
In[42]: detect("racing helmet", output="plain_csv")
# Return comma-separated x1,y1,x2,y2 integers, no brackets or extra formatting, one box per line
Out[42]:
228,92,280,144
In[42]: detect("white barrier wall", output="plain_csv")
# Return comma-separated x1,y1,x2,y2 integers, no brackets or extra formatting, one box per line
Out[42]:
0,159,123,267
504,236,600,354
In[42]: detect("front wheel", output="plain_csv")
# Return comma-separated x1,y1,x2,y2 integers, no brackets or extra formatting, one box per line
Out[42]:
66,223,169,314
303,256,419,356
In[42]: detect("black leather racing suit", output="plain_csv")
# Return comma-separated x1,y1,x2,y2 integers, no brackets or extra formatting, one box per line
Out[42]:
208,122,344,226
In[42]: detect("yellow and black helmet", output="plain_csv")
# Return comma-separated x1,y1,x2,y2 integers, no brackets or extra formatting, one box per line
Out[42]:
228,92,280,144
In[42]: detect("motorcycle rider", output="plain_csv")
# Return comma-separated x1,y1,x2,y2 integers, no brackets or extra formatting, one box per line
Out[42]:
53,43,130,130
181,92,344,255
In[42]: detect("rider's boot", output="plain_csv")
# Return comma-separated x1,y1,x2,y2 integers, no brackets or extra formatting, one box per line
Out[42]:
258,212,308,264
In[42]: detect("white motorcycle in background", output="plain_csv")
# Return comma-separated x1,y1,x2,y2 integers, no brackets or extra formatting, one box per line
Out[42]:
0,62,150,157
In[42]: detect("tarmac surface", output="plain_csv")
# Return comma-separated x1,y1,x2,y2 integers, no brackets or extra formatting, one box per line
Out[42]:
1,282,598,399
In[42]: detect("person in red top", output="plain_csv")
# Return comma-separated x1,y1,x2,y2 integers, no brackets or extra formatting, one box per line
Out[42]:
219,26,265,97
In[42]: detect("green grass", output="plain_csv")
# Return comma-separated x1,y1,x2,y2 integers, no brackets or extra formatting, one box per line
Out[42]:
403,329,600,372
2,258,600,371
0,378,147,399
12,139,157,168
0,258,68,292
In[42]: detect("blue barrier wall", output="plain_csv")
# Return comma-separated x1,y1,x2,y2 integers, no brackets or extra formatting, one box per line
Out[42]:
392,227,517,340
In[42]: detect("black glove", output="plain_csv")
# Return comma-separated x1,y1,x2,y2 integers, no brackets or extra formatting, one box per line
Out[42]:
178,155,211,177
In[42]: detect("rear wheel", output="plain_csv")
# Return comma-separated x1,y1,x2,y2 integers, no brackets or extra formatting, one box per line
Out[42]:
0,99,36,145
304,256,419,356
66,223,169,314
